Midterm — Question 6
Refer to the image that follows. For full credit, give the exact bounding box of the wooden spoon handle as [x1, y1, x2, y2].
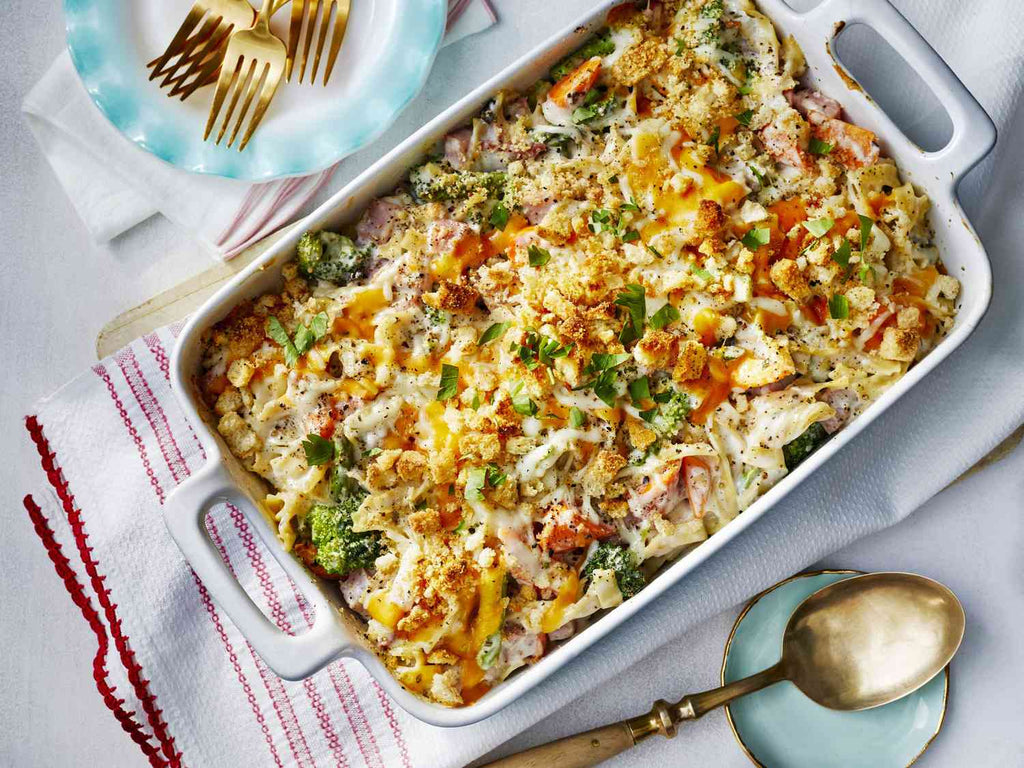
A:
[481, 722, 635, 768]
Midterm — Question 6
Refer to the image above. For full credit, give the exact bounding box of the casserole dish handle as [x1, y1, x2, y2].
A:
[816, 0, 997, 178]
[165, 461, 348, 680]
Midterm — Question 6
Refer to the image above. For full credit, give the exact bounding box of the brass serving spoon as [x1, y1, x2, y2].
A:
[484, 572, 965, 768]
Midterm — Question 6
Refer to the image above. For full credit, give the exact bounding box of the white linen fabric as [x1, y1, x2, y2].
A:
[21, 1, 1024, 767]
[21, 0, 495, 260]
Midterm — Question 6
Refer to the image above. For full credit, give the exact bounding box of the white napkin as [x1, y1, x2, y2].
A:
[21, 1, 1024, 766]
[21, 0, 496, 260]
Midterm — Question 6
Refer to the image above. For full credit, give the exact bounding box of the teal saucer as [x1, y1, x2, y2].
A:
[723, 571, 948, 768]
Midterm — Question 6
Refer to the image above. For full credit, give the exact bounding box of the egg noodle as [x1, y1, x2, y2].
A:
[199, 0, 960, 706]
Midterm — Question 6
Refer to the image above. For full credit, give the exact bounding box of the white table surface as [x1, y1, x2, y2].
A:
[1, 1, 1021, 766]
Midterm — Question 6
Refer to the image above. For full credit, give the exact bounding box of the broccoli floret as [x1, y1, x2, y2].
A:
[581, 541, 645, 599]
[648, 389, 692, 438]
[409, 162, 507, 203]
[306, 476, 381, 576]
[550, 31, 616, 81]
[782, 422, 830, 471]
[295, 231, 370, 285]
[700, 0, 725, 20]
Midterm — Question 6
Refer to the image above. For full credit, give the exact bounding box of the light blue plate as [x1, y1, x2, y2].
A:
[64, 0, 446, 181]
[724, 571, 948, 768]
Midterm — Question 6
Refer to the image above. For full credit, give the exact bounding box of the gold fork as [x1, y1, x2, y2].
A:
[148, 0, 292, 102]
[204, 0, 287, 151]
[286, 0, 351, 85]
[148, 0, 258, 102]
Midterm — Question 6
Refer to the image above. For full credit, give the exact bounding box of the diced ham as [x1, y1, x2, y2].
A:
[745, 372, 799, 397]
[521, 201, 554, 225]
[356, 198, 403, 244]
[817, 388, 859, 434]
[478, 122, 546, 171]
[487, 623, 545, 683]
[428, 219, 475, 254]
[786, 88, 842, 120]
[443, 127, 475, 170]
[538, 503, 616, 553]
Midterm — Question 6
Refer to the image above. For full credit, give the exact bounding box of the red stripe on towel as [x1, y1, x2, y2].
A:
[24, 418, 181, 767]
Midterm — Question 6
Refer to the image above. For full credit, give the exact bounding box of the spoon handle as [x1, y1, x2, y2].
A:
[479, 664, 786, 768]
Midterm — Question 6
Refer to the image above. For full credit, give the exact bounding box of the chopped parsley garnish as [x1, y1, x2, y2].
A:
[585, 353, 631, 374]
[859, 263, 875, 283]
[629, 376, 651, 405]
[707, 125, 721, 156]
[478, 322, 509, 346]
[591, 369, 620, 407]
[621, 198, 640, 213]
[471, 392, 481, 410]
[569, 406, 586, 428]
[828, 293, 850, 319]
[465, 467, 487, 501]
[649, 303, 680, 330]
[302, 433, 336, 466]
[576, 353, 630, 407]
[831, 239, 852, 270]
[436, 364, 460, 401]
[485, 463, 507, 487]
[741, 227, 771, 251]
[268, 312, 329, 367]
[515, 330, 572, 370]
[858, 214, 873, 251]
[735, 109, 754, 127]
[809, 137, 834, 155]
[674, 38, 687, 56]
[803, 217, 834, 238]
[510, 382, 538, 416]
[647, 245, 664, 259]
[489, 201, 510, 230]
[621, 229, 640, 243]
[614, 283, 646, 346]
[528, 245, 552, 267]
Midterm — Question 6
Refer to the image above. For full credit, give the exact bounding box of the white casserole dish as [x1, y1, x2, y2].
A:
[165, 0, 995, 728]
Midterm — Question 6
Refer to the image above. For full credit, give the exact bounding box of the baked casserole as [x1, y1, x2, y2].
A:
[198, 0, 961, 707]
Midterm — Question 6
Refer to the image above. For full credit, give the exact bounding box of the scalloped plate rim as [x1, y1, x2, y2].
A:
[63, 0, 447, 181]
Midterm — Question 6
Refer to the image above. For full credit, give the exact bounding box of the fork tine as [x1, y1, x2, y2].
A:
[286, 0, 306, 81]
[238, 64, 283, 151]
[298, 0, 321, 84]
[227, 62, 265, 148]
[217, 58, 256, 145]
[150, 4, 207, 81]
[158, 14, 221, 88]
[321, 0, 350, 86]
[173, 42, 229, 101]
[309, 1, 332, 84]
[165, 22, 233, 97]
[204, 54, 242, 141]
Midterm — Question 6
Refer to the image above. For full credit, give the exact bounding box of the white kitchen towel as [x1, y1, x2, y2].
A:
[21, 2, 1024, 768]
[21, 0, 496, 260]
